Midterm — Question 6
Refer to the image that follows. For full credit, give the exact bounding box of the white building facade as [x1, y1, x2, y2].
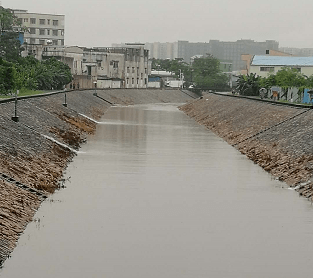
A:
[250, 56, 313, 78]
[13, 9, 65, 46]
[41, 46, 150, 89]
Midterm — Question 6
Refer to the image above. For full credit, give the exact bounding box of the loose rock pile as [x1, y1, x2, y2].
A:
[179, 93, 313, 198]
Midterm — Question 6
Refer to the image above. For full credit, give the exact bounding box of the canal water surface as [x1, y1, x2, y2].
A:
[1, 103, 313, 278]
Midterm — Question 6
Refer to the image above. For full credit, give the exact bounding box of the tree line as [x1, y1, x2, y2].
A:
[236, 67, 313, 101]
[0, 6, 72, 95]
[151, 55, 230, 92]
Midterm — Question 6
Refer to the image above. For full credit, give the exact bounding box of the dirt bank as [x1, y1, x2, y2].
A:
[0, 89, 195, 267]
[179, 93, 313, 198]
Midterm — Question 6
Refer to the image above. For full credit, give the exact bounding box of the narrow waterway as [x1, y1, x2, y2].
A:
[1, 103, 313, 278]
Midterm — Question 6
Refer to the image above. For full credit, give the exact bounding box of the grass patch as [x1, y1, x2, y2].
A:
[0, 89, 50, 99]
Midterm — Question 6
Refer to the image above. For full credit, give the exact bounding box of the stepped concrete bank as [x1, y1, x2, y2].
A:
[180, 93, 313, 197]
[0, 89, 196, 267]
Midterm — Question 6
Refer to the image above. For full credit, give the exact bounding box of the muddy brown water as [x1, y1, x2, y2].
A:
[1, 103, 313, 278]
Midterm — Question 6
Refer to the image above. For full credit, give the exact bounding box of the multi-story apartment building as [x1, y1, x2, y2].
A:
[42, 45, 149, 89]
[176, 39, 279, 71]
[279, 47, 313, 57]
[13, 9, 65, 46]
[128, 40, 279, 71]
[144, 42, 177, 60]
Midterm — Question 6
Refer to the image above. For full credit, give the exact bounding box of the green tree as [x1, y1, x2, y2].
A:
[236, 73, 261, 96]
[275, 67, 306, 100]
[192, 55, 229, 91]
[150, 58, 191, 87]
[0, 6, 24, 61]
[259, 74, 276, 90]
[0, 57, 16, 94]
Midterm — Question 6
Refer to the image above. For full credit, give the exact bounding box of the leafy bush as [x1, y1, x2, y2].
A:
[1, 56, 72, 95]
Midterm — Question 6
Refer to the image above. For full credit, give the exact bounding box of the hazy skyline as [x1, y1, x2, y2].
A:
[6, 0, 313, 49]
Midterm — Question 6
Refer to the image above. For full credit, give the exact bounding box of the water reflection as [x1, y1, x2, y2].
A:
[1, 103, 313, 278]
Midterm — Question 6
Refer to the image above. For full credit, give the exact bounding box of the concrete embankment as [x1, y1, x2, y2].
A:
[179, 93, 313, 198]
[0, 88, 196, 267]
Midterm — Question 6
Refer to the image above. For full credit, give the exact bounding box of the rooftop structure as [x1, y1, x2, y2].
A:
[251, 55, 313, 66]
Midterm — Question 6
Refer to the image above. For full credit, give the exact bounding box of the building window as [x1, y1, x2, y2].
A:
[30, 38, 36, 44]
[24, 18, 28, 22]
[132, 78, 134, 84]
[47, 19, 50, 25]
[39, 39, 45, 45]
[61, 30, 64, 36]
[29, 28, 36, 34]
[260, 67, 274, 72]
[53, 40, 58, 45]
[30, 18, 36, 24]
[52, 30, 58, 36]
[145, 68, 147, 74]
[110, 61, 118, 68]
[127, 78, 129, 84]
[60, 39, 64, 46]
[137, 78, 139, 84]
[39, 19, 45, 25]
[132, 67, 135, 73]
[39, 29, 45, 35]
[53, 20, 58, 26]
[47, 29, 50, 35]
[141, 73, 143, 78]
[127, 67, 130, 73]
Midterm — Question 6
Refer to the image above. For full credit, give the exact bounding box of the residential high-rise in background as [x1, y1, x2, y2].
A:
[13, 9, 65, 46]
[115, 40, 280, 71]
[278, 47, 313, 57]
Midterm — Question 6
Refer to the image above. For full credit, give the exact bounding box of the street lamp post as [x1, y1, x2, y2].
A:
[179, 69, 183, 90]
[93, 81, 97, 96]
[11, 90, 19, 122]
[62, 88, 67, 107]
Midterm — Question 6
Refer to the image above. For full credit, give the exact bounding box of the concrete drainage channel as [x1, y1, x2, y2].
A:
[179, 92, 313, 196]
[0, 89, 110, 269]
[0, 89, 197, 269]
[0, 239, 10, 267]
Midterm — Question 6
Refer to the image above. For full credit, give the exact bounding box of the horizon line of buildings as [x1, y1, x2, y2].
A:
[10, 7, 313, 90]
[114, 41, 313, 72]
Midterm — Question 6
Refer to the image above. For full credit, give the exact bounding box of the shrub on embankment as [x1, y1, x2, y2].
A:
[0, 56, 72, 95]
[179, 94, 313, 197]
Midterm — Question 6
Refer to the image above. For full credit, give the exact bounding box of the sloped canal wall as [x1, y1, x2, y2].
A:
[180, 93, 313, 198]
[0, 88, 196, 267]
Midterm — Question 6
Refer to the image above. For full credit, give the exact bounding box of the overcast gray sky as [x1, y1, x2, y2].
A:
[6, 0, 313, 48]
